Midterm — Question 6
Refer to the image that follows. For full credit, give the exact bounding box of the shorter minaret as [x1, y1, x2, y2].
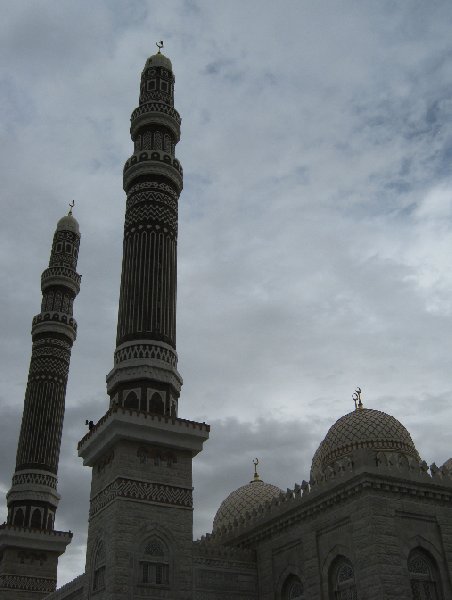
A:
[0, 207, 81, 599]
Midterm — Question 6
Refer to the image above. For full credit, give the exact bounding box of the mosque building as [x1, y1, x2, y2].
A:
[1, 48, 452, 600]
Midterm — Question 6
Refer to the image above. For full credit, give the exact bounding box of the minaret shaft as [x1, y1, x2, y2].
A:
[7, 219, 80, 530]
[116, 204, 177, 346]
[16, 366, 67, 473]
[0, 213, 80, 598]
[107, 52, 183, 414]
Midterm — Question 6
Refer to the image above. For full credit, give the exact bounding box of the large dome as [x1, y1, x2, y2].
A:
[213, 479, 282, 533]
[311, 408, 420, 473]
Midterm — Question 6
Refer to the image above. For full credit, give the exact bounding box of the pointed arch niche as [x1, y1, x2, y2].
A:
[282, 574, 305, 599]
[123, 390, 140, 410]
[13, 507, 25, 527]
[30, 507, 43, 529]
[329, 556, 358, 600]
[138, 536, 170, 588]
[408, 548, 442, 600]
[92, 540, 106, 593]
[149, 392, 164, 415]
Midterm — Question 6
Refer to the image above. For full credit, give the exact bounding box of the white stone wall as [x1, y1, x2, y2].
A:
[250, 478, 452, 599]
[84, 438, 195, 600]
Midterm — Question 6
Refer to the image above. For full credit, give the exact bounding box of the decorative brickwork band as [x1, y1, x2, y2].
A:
[90, 477, 193, 517]
[131, 101, 181, 125]
[12, 472, 58, 489]
[114, 342, 178, 367]
[0, 574, 56, 593]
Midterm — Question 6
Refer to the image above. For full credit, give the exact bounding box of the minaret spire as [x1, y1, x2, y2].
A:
[0, 209, 81, 597]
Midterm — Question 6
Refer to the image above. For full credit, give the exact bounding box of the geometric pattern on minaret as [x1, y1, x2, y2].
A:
[6, 208, 81, 532]
[0, 209, 80, 599]
[106, 47, 183, 418]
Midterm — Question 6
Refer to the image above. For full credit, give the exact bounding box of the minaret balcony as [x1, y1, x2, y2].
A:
[106, 342, 183, 397]
[78, 405, 210, 466]
[123, 150, 183, 193]
[6, 486, 61, 512]
[41, 266, 81, 295]
[32, 312, 77, 342]
[0, 523, 72, 554]
[130, 102, 181, 141]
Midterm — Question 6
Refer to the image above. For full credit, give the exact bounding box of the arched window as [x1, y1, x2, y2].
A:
[140, 538, 169, 586]
[154, 131, 162, 150]
[93, 542, 106, 592]
[149, 392, 164, 415]
[408, 549, 440, 599]
[124, 391, 139, 410]
[282, 574, 305, 599]
[143, 130, 152, 150]
[329, 556, 358, 600]
[13, 508, 24, 527]
[30, 508, 42, 529]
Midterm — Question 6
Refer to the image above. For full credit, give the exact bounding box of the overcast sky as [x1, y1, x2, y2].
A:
[2, 0, 452, 587]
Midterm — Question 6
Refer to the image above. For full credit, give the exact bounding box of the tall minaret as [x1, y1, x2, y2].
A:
[79, 47, 209, 600]
[0, 208, 81, 599]
[107, 43, 183, 417]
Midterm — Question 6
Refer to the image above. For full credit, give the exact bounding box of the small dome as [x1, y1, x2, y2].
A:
[57, 212, 80, 235]
[143, 51, 172, 72]
[213, 479, 282, 533]
[312, 408, 420, 473]
[442, 458, 452, 473]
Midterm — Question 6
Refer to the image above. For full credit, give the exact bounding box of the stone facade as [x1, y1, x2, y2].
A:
[185, 463, 451, 599]
[197, 420, 452, 599]
[46, 448, 452, 599]
[78, 412, 208, 599]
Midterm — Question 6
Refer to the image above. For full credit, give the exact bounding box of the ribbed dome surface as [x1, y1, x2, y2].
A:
[144, 52, 172, 72]
[57, 213, 80, 234]
[312, 408, 420, 472]
[213, 479, 282, 533]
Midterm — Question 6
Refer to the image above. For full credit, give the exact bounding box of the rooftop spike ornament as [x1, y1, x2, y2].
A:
[353, 387, 363, 410]
[252, 458, 261, 482]
[156, 40, 164, 53]
[68, 199, 75, 215]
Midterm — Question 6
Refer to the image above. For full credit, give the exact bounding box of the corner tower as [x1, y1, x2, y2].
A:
[0, 208, 81, 599]
[78, 48, 209, 600]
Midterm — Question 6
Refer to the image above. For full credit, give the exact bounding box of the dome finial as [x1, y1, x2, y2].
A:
[68, 200, 75, 216]
[156, 40, 164, 54]
[353, 387, 363, 410]
[252, 457, 260, 482]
